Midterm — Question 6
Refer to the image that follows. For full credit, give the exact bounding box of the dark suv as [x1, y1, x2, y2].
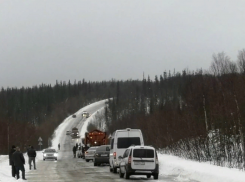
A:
[118, 145, 159, 179]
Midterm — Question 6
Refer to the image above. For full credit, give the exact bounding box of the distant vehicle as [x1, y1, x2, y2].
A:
[66, 131, 71, 135]
[43, 149, 58, 161]
[82, 129, 108, 147]
[94, 145, 110, 166]
[109, 128, 144, 173]
[82, 111, 90, 118]
[118, 145, 159, 180]
[71, 127, 79, 138]
[72, 114, 76, 118]
[85, 146, 99, 162]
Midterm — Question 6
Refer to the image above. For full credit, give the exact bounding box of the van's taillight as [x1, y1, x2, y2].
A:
[156, 154, 159, 164]
[113, 152, 116, 159]
[128, 156, 131, 164]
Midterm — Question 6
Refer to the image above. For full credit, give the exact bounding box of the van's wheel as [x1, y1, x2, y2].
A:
[119, 167, 124, 178]
[125, 167, 130, 179]
[94, 162, 97, 166]
[86, 159, 89, 162]
[147, 174, 151, 178]
[153, 173, 159, 180]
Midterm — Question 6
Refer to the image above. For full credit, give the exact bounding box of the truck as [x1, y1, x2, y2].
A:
[82, 129, 108, 147]
[71, 127, 80, 138]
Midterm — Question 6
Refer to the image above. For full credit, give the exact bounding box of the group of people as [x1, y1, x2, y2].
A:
[72, 143, 89, 158]
[9, 145, 37, 180]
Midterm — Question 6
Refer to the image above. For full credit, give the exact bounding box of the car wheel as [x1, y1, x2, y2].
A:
[147, 174, 151, 178]
[43, 158, 45, 161]
[119, 167, 124, 178]
[94, 162, 97, 166]
[55, 158, 57, 161]
[125, 167, 130, 179]
[153, 173, 159, 180]
[109, 165, 113, 172]
[86, 159, 89, 162]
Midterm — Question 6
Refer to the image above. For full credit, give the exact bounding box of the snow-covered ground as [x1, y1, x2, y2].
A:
[1, 100, 245, 182]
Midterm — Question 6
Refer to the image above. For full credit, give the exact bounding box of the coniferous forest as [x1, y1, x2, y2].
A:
[1, 50, 245, 169]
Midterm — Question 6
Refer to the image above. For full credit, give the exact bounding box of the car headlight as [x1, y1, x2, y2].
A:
[54, 153, 58, 157]
[44, 154, 47, 157]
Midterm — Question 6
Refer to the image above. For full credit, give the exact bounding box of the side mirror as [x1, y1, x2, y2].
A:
[118, 156, 122, 160]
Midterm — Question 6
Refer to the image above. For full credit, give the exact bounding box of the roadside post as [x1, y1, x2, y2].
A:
[48, 137, 52, 147]
[38, 137, 43, 151]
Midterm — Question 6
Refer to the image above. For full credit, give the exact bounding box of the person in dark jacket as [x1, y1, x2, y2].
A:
[73, 145, 77, 158]
[9, 145, 16, 178]
[27, 146, 36, 170]
[13, 146, 27, 180]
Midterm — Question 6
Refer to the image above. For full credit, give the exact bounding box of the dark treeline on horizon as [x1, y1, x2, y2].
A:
[104, 50, 245, 169]
[0, 79, 117, 153]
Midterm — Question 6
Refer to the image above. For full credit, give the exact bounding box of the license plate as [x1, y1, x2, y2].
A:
[134, 162, 145, 165]
[101, 154, 108, 156]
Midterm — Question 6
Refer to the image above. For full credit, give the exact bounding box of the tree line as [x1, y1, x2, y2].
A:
[0, 80, 117, 154]
[104, 50, 245, 169]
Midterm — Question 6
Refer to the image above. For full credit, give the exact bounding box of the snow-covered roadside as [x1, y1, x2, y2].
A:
[1, 99, 245, 182]
[158, 154, 245, 182]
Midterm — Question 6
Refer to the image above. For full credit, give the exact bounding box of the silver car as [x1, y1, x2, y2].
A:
[84, 146, 99, 162]
[43, 149, 58, 161]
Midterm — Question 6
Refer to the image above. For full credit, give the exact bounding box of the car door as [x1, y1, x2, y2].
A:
[119, 149, 130, 172]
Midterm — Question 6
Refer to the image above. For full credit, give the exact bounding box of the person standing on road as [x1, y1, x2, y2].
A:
[58, 143, 60, 150]
[9, 145, 16, 178]
[27, 146, 36, 170]
[73, 145, 77, 158]
[13, 146, 27, 180]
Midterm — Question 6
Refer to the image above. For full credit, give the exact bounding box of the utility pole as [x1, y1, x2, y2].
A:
[8, 124, 9, 153]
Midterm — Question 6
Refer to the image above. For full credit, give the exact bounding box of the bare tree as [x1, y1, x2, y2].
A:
[237, 49, 245, 74]
[210, 52, 237, 75]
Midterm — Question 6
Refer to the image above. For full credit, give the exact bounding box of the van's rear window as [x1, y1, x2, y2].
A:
[117, 137, 140, 148]
[133, 149, 154, 158]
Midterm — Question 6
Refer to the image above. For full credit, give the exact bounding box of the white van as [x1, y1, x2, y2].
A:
[109, 128, 144, 173]
[118, 145, 159, 179]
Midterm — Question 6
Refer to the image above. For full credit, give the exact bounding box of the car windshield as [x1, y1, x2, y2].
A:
[44, 149, 56, 153]
[133, 149, 154, 158]
[88, 147, 98, 151]
[97, 145, 110, 151]
[117, 137, 141, 148]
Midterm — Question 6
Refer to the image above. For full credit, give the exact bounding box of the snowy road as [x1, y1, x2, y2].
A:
[23, 100, 198, 182]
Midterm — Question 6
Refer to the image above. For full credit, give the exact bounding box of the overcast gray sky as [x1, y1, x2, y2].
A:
[1, 0, 245, 88]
